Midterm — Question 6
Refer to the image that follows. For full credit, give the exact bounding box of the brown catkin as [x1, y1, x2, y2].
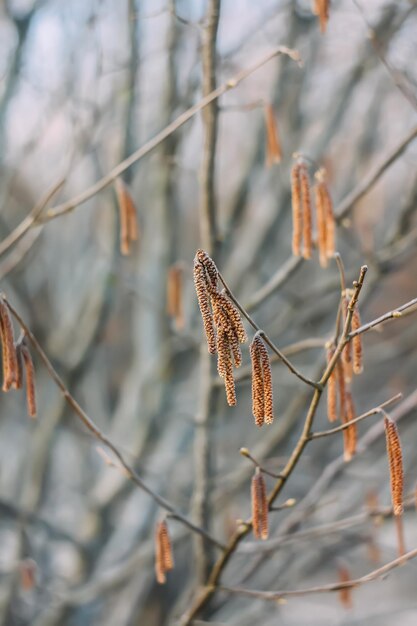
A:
[264, 103, 282, 167]
[167, 264, 184, 330]
[384, 416, 404, 516]
[251, 468, 268, 540]
[21, 345, 36, 418]
[0, 300, 18, 391]
[193, 260, 216, 354]
[195, 249, 218, 293]
[336, 356, 346, 423]
[300, 164, 312, 260]
[342, 296, 353, 383]
[258, 338, 274, 425]
[224, 369, 237, 406]
[352, 307, 363, 375]
[291, 162, 302, 257]
[250, 337, 264, 426]
[315, 181, 328, 268]
[14, 343, 23, 390]
[337, 564, 353, 609]
[115, 178, 138, 255]
[155, 520, 174, 584]
[326, 346, 337, 423]
[343, 391, 357, 462]
[323, 181, 335, 258]
[316, 0, 329, 33]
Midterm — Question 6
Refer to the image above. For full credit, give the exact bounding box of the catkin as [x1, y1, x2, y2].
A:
[251, 468, 268, 540]
[0, 300, 18, 391]
[336, 356, 346, 423]
[115, 178, 138, 256]
[316, 0, 329, 33]
[314, 181, 328, 268]
[291, 162, 302, 257]
[249, 335, 274, 426]
[326, 346, 337, 423]
[342, 297, 353, 383]
[337, 564, 353, 609]
[384, 416, 404, 516]
[264, 103, 282, 166]
[352, 307, 363, 375]
[195, 249, 218, 294]
[167, 264, 184, 330]
[21, 345, 37, 418]
[343, 391, 357, 462]
[300, 164, 312, 260]
[155, 519, 174, 584]
[193, 259, 216, 354]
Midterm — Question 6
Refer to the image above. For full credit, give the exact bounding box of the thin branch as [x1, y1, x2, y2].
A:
[349, 297, 417, 339]
[3, 297, 226, 552]
[218, 547, 417, 600]
[217, 271, 320, 390]
[309, 393, 402, 440]
[39, 46, 300, 223]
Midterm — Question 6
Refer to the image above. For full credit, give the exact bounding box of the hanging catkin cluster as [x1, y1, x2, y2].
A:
[193, 249, 247, 405]
[0, 298, 36, 418]
[249, 333, 274, 426]
[154, 519, 174, 584]
[384, 416, 404, 516]
[251, 467, 269, 540]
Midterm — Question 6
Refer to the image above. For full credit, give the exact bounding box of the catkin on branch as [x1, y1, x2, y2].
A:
[115, 178, 139, 256]
[336, 356, 346, 423]
[251, 468, 268, 540]
[155, 519, 174, 584]
[314, 180, 328, 268]
[167, 264, 184, 330]
[315, 0, 329, 33]
[193, 258, 216, 354]
[300, 164, 312, 260]
[250, 337, 264, 426]
[291, 162, 302, 257]
[0, 300, 18, 391]
[264, 103, 282, 167]
[337, 564, 353, 609]
[384, 416, 404, 516]
[195, 249, 218, 293]
[352, 306, 363, 375]
[21, 344, 37, 418]
[343, 391, 357, 462]
[258, 338, 274, 425]
[326, 345, 337, 423]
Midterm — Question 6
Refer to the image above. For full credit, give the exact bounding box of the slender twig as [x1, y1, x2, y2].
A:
[239, 448, 285, 480]
[309, 393, 402, 440]
[217, 271, 320, 390]
[39, 46, 300, 223]
[349, 297, 417, 339]
[3, 297, 226, 552]
[218, 546, 417, 600]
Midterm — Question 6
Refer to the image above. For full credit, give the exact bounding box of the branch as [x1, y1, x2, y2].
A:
[349, 297, 417, 339]
[3, 297, 226, 552]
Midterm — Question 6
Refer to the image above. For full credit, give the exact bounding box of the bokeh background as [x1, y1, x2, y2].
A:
[0, 0, 417, 624]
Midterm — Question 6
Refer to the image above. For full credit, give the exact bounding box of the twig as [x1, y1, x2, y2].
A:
[349, 297, 417, 339]
[309, 393, 402, 440]
[40, 46, 300, 223]
[3, 297, 226, 552]
[218, 547, 417, 600]
[217, 271, 320, 390]
[239, 448, 285, 480]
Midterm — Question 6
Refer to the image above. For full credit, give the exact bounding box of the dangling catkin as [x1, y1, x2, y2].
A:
[155, 519, 174, 584]
[251, 468, 268, 540]
[326, 345, 337, 423]
[258, 339, 274, 425]
[352, 306, 363, 375]
[342, 296, 353, 383]
[337, 564, 353, 609]
[384, 416, 404, 516]
[314, 179, 328, 268]
[115, 178, 139, 256]
[336, 356, 346, 423]
[193, 258, 216, 354]
[167, 264, 184, 330]
[316, 0, 329, 33]
[0, 300, 18, 391]
[195, 249, 218, 294]
[343, 391, 357, 462]
[21, 344, 37, 418]
[250, 337, 264, 426]
[300, 164, 312, 260]
[291, 161, 302, 257]
[264, 103, 282, 167]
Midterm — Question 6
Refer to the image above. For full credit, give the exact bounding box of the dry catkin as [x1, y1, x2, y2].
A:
[352, 307, 363, 375]
[343, 391, 357, 462]
[316, 0, 329, 33]
[195, 249, 218, 294]
[251, 468, 268, 540]
[258, 338, 274, 425]
[336, 356, 346, 422]
[264, 103, 282, 167]
[21, 345, 37, 418]
[326, 346, 338, 423]
[384, 416, 404, 516]
[115, 178, 138, 256]
[314, 181, 328, 268]
[342, 297, 353, 383]
[167, 264, 184, 330]
[155, 519, 174, 584]
[250, 337, 264, 426]
[193, 259, 216, 354]
[291, 162, 302, 257]
[0, 300, 18, 391]
[337, 564, 353, 609]
[300, 164, 312, 260]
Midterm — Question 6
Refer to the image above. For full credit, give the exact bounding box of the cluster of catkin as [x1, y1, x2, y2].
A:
[0, 298, 36, 418]
[193, 249, 247, 406]
[249, 333, 274, 426]
[114, 178, 139, 256]
[154, 519, 174, 584]
[291, 161, 335, 267]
